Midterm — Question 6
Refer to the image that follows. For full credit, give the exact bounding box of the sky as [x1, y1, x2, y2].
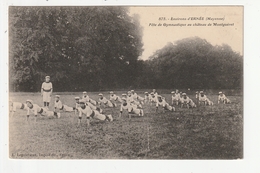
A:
[129, 6, 243, 60]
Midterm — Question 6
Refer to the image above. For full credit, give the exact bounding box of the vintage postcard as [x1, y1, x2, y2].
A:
[8, 6, 243, 160]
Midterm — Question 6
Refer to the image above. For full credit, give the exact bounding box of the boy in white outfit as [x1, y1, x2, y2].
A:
[41, 76, 53, 109]
[77, 100, 113, 126]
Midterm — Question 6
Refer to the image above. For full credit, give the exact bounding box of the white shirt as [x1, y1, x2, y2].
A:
[27, 104, 43, 115]
[11, 102, 27, 111]
[41, 82, 53, 92]
[82, 95, 90, 102]
[137, 95, 144, 100]
[180, 96, 191, 104]
[85, 102, 97, 110]
[199, 95, 207, 101]
[218, 94, 227, 101]
[54, 100, 63, 110]
[75, 102, 80, 110]
[127, 95, 134, 103]
[78, 105, 94, 118]
[99, 97, 110, 104]
[132, 93, 138, 100]
[150, 95, 158, 102]
[110, 94, 122, 102]
[172, 94, 180, 100]
[120, 102, 136, 113]
[156, 99, 167, 107]
[144, 94, 150, 100]
[153, 92, 158, 98]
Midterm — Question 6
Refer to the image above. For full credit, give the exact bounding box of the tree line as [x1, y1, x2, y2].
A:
[139, 37, 243, 89]
[9, 7, 242, 92]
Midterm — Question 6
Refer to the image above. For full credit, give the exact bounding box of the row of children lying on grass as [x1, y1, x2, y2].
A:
[9, 90, 231, 125]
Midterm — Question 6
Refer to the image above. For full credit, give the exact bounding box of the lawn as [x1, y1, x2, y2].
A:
[9, 90, 243, 159]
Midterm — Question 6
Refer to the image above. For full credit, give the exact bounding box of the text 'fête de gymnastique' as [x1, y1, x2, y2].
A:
[149, 17, 235, 27]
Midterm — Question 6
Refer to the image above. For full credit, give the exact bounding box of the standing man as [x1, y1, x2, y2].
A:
[41, 76, 53, 109]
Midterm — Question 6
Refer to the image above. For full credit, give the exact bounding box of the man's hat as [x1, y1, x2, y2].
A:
[75, 97, 80, 100]
[182, 93, 187, 96]
[98, 93, 103, 96]
[45, 76, 50, 79]
[83, 91, 87, 94]
[55, 95, 60, 98]
[171, 91, 175, 94]
[219, 91, 223, 94]
[122, 93, 126, 96]
[131, 90, 134, 92]
[110, 91, 114, 94]
[144, 92, 148, 94]
[26, 99, 33, 104]
[127, 91, 131, 94]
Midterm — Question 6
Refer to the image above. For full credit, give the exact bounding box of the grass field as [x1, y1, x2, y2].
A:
[9, 90, 243, 159]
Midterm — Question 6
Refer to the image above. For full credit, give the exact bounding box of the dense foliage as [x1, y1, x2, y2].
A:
[140, 37, 243, 89]
[9, 7, 242, 91]
[9, 7, 143, 91]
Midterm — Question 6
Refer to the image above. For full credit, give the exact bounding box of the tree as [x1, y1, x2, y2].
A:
[143, 37, 243, 89]
[9, 7, 144, 91]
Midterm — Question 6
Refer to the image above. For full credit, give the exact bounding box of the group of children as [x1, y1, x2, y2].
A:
[10, 77, 231, 126]
[169, 90, 231, 108]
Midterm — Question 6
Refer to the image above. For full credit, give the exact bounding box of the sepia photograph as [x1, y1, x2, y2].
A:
[8, 6, 243, 159]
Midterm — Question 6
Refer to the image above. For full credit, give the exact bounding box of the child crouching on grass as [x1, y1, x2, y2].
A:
[119, 97, 144, 119]
[25, 100, 60, 122]
[218, 91, 231, 104]
[54, 95, 76, 112]
[77, 100, 113, 126]
[9, 99, 28, 117]
[156, 95, 175, 113]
